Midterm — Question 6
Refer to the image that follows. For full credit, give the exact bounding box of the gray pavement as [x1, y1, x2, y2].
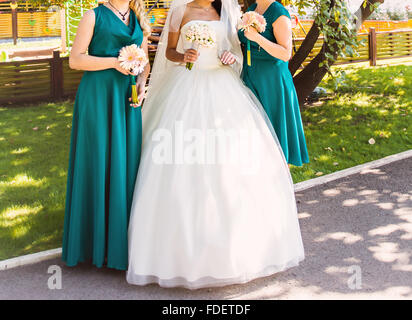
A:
[1, 157, 411, 299]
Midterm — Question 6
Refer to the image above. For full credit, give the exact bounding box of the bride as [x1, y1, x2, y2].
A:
[126, 0, 304, 289]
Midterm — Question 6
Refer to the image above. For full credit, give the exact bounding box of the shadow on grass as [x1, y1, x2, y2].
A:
[0, 101, 72, 260]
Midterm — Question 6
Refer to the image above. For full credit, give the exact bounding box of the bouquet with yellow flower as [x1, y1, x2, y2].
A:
[238, 12, 267, 66]
[184, 23, 216, 70]
[118, 44, 149, 105]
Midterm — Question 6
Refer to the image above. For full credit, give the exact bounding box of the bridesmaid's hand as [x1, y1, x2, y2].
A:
[244, 27, 260, 43]
[129, 81, 146, 108]
[113, 59, 134, 76]
[220, 51, 237, 65]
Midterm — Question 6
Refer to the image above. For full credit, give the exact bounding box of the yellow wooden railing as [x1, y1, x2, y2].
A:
[0, 14, 12, 38]
[1, 0, 411, 40]
[17, 11, 61, 37]
[292, 19, 412, 38]
[292, 33, 371, 67]
[0, 1, 61, 39]
[1, 29, 411, 106]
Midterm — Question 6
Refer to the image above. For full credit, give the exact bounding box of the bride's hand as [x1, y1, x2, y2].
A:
[244, 27, 260, 43]
[220, 51, 237, 65]
[183, 49, 199, 63]
[137, 81, 146, 106]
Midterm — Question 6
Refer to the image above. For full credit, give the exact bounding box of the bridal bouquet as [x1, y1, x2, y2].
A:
[118, 44, 149, 105]
[184, 23, 216, 70]
[238, 11, 267, 66]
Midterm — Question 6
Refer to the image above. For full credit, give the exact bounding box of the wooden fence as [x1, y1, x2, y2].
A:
[0, 50, 153, 105]
[291, 28, 412, 67]
[0, 1, 62, 44]
[1, 29, 411, 106]
[292, 19, 412, 38]
[0, 51, 77, 104]
[1, 0, 411, 43]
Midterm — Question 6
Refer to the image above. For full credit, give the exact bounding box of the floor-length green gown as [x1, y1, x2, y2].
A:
[62, 5, 143, 270]
[238, 1, 309, 166]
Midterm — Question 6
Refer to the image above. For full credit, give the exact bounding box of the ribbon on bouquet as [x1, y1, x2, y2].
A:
[246, 40, 251, 67]
[131, 75, 139, 106]
[238, 11, 267, 67]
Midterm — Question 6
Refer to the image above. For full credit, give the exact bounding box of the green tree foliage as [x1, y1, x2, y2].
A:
[243, 0, 385, 104]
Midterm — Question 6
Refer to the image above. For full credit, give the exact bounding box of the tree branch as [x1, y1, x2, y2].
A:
[289, 21, 321, 76]
[293, 0, 385, 105]
[289, 0, 337, 76]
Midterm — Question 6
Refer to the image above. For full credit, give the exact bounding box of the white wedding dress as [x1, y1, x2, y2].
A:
[126, 20, 304, 289]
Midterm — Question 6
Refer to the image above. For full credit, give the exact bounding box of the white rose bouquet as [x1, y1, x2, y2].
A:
[184, 23, 217, 70]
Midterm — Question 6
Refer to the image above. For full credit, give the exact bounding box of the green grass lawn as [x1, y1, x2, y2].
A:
[0, 60, 411, 260]
[291, 59, 412, 181]
[0, 102, 72, 260]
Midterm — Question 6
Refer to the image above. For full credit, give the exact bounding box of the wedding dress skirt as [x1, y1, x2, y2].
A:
[126, 20, 304, 289]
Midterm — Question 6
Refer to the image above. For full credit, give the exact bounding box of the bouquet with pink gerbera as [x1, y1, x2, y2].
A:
[118, 44, 149, 105]
[238, 11, 267, 66]
[184, 23, 216, 70]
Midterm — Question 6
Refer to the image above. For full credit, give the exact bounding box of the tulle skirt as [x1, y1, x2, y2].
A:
[126, 64, 304, 289]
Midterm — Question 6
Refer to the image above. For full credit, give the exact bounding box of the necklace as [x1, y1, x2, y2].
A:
[108, 1, 130, 21]
[192, 3, 213, 11]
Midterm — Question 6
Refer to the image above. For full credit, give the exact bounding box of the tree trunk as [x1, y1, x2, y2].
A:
[293, 42, 337, 104]
[289, 0, 338, 76]
[293, 0, 385, 105]
[288, 21, 321, 76]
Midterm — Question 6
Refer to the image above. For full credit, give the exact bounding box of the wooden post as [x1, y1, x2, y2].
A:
[60, 8, 67, 53]
[369, 27, 377, 66]
[388, 32, 394, 59]
[50, 50, 63, 99]
[11, 0, 18, 45]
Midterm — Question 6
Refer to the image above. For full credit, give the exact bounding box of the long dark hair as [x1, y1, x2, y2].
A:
[212, 0, 222, 16]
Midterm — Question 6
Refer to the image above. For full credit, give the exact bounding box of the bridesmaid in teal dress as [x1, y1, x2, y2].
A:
[62, 0, 151, 270]
[238, 0, 309, 166]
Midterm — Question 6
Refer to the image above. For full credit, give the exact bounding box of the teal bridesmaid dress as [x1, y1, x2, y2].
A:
[62, 5, 143, 270]
[238, 1, 309, 166]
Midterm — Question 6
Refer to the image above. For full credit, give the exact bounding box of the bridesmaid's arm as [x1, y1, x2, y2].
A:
[138, 37, 150, 83]
[69, 10, 132, 75]
[135, 36, 150, 104]
[244, 16, 292, 62]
